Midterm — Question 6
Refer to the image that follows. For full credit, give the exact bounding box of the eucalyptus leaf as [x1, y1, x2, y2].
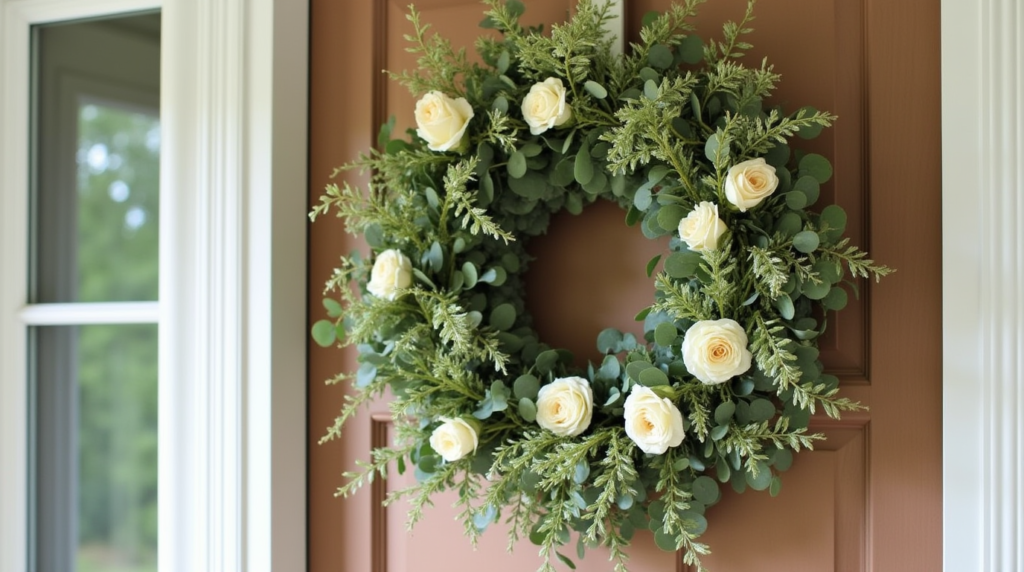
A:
[311, 319, 337, 347]
[583, 80, 607, 99]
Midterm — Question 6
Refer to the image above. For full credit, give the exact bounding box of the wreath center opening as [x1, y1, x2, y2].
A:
[524, 199, 670, 366]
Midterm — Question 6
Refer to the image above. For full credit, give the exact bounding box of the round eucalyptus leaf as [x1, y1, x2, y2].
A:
[508, 150, 527, 178]
[311, 319, 337, 347]
[792, 230, 820, 253]
[822, 286, 849, 310]
[648, 43, 674, 69]
[489, 303, 517, 331]
[748, 398, 776, 422]
[654, 322, 677, 347]
[692, 476, 719, 504]
[639, 366, 669, 387]
[798, 153, 833, 183]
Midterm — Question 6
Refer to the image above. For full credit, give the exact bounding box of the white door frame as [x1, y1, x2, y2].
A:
[941, 0, 1023, 570]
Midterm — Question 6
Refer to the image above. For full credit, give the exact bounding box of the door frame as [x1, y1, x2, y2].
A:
[940, 0, 1022, 570]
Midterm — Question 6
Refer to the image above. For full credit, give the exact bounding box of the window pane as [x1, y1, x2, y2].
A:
[33, 324, 158, 572]
[34, 14, 160, 303]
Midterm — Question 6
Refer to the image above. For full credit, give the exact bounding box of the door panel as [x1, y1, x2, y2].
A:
[308, 0, 941, 570]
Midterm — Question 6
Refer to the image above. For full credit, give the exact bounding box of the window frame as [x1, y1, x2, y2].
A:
[0, 0, 308, 570]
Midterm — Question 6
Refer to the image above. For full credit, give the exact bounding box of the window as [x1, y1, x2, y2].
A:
[29, 13, 161, 571]
[1, 1, 307, 570]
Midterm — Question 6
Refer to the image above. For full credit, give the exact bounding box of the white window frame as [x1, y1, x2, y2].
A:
[0, 0, 308, 571]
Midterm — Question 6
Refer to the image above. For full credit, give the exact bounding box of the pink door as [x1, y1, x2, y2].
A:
[308, 0, 942, 570]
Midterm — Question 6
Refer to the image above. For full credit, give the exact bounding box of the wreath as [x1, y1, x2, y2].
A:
[311, 1, 891, 570]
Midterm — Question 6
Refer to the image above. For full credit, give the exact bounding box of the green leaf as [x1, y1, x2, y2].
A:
[574, 141, 594, 185]
[714, 401, 736, 425]
[822, 286, 849, 310]
[555, 553, 577, 570]
[798, 153, 833, 183]
[648, 43, 674, 69]
[785, 191, 807, 210]
[644, 79, 660, 100]
[775, 212, 802, 237]
[796, 106, 824, 139]
[518, 397, 537, 422]
[425, 241, 443, 272]
[678, 34, 703, 64]
[704, 133, 721, 163]
[355, 362, 377, 388]
[692, 476, 719, 504]
[657, 204, 687, 232]
[820, 204, 848, 236]
[535, 349, 560, 374]
[583, 80, 607, 99]
[793, 175, 821, 206]
[462, 261, 479, 288]
[311, 319, 336, 347]
[639, 366, 669, 387]
[801, 279, 830, 300]
[625, 361, 653, 382]
[514, 374, 540, 400]
[653, 527, 680, 552]
[746, 461, 773, 491]
[793, 230, 820, 253]
[654, 322, 677, 347]
[633, 187, 653, 211]
[489, 303, 516, 331]
[679, 510, 708, 535]
[664, 251, 701, 278]
[597, 328, 623, 354]
[625, 205, 643, 226]
[773, 448, 794, 471]
[597, 355, 621, 380]
[769, 476, 783, 497]
[322, 298, 343, 318]
[748, 398, 776, 422]
[508, 151, 527, 178]
[646, 254, 662, 277]
[774, 293, 795, 320]
[496, 50, 510, 74]
[710, 424, 729, 441]
[377, 115, 395, 147]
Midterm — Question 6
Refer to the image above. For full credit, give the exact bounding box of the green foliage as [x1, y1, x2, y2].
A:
[312, 1, 892, 570]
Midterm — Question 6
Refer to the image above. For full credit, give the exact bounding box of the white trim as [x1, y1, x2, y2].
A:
[160, 0, 307, 570]
[18, 302, 160, 324]
[942, 0, 1024, 570]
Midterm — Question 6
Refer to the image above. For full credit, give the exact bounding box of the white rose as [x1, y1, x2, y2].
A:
[535, 376, 593, 437]
[623, 385, 685, 455]
[682, 319, 753, 385]
[521, 78, 573, 135]
[724, 157, 779, 212]
[429, 417, 479, 462]
[366, 249, 412, 300]
[414, 91, 474, 152]
[678, 201, 727, 251]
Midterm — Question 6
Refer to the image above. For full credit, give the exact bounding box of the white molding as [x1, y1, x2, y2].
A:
[18, 302, 160, 324]
[160, 0, 307, 571]
[942, 0, 1023, 570]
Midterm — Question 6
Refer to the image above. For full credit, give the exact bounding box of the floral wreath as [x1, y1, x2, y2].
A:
[311, 1, 891, 570]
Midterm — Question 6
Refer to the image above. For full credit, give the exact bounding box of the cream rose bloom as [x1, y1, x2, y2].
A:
[535, 376, 593, 437]
[521, 78, 573, 135]
[429, 417, 479, 462]
[366, 249, 412, 300]
[623, 385, 685, 455]
[724, 158, 779, 212]
[414, 91, 474, 152]
[682, 319, 753, 385]
[678, 201, 727, 251]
